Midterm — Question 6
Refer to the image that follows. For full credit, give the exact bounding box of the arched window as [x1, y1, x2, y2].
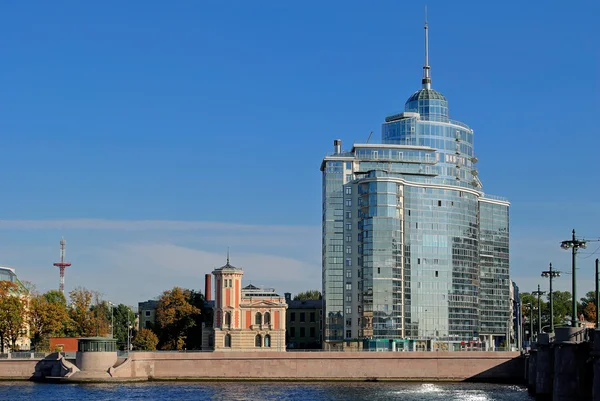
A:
[264, 312, 271, 325]
[255, 312, 262, 325]
[224, 334, 231, 348]
[225, 312, 231, 326]
[255, 334, 262, 347]
[264, 334, 271, 348]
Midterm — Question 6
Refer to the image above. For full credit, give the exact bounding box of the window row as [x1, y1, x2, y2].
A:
[223, 311, 271, 327]
[223, 333, 272, 348]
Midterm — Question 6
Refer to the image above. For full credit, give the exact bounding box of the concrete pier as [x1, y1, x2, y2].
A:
[535, 333, 553, 400]
[591, 330, 600, 401]
[553, 327, 592, 401]
[527, 347, 537, 394]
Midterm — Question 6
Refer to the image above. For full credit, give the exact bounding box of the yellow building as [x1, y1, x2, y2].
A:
[203, 258, 287, 351]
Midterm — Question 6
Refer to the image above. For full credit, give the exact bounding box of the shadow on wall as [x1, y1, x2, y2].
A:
[32, 353, 79, 381]
[464, 356, 526, 384]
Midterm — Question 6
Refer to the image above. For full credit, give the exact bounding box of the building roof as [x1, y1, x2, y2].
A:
[0, 266, 28, 294]
[243, 284, 260, 290]
[405, 88, 447, 103]
[287, 299, 323, 309]
[242, 284, 281, 298]
[213, 254, 243, 273]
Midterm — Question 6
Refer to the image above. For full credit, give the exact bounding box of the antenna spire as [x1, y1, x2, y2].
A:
[422, 6, 432, 89]
[227, 247, 230, 264]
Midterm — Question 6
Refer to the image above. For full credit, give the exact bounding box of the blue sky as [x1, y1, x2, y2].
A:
[0, 0, 598, 306]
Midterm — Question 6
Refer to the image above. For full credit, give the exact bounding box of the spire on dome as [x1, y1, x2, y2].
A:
[422, 6, 432, 89]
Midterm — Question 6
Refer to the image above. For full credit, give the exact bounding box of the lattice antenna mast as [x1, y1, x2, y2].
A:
[53, 237, 72, 294]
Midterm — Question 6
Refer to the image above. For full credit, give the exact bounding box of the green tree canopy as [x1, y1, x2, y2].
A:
[293, 290, 322, 301]
[112, 304, 136, 349]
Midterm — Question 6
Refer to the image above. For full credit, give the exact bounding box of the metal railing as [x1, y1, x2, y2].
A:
[481, 193, 510, 202]
[0, 352, 50, 360]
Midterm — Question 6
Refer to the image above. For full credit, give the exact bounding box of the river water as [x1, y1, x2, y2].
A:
[1, 381, 531, 400]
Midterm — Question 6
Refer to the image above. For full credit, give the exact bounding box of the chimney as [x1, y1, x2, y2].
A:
[205, 274, 212, 301]
[333, 139, 342, 154]
[284, 292, 291, 303]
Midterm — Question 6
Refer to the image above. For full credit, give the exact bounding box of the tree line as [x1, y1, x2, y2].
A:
[0, 280, 319, 352]
[0, 282, 136, 352]
[519, 290, 598, 330]
[135, 287, 211, 351]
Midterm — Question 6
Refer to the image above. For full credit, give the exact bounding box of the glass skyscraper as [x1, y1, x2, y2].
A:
[320, 21, 509, 351]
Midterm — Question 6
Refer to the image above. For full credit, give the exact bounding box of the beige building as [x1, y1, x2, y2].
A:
[138, 300, 158, 331]
[202, 258, 287, 351]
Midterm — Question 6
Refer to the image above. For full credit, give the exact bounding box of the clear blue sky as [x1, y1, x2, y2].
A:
[0, 0, 598, 305]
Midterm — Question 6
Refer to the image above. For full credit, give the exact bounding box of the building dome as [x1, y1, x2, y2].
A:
[405, 88, 447, 104]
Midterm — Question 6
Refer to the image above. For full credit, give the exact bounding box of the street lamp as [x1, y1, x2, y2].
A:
[524, 303, 534, 345]
[108, 301, 114, 339]
[541, 263, 560, 332]
[127, 314, 132, 352]
[560, 229, 587, 327]
[532, 285, 546, 335]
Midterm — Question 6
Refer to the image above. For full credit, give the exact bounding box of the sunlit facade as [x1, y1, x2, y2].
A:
[320, 22, 509, 350]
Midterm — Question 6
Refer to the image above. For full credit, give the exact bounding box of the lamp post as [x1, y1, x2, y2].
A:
[524, 303, 534, 345]
[541, 263, 560, 333]
[127, 316, 132, 352]
[108, 302, 114, 339]
[560, 229, 587, 327]
[532, 285, 546, 336]
[596, 258, 600, 328]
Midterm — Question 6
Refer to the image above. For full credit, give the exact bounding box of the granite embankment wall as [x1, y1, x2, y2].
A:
[112, 351, 524, 382]
[0, 360, 37, 379]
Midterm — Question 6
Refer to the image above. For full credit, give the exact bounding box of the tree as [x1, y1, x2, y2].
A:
[580, 291, 597, 322]
[28, 290, 71, 351]
[132, 328, 159, 351]
[0, 282, 26, 352]
[185, 290, 208, 350]
[112, 304, 136, 349]
[549, 291, 573, 327]
[68, 287, 100, 337]
[584, 302, 597, 324]
[293, 290, 322, 301]
[155, 287, 201, 350]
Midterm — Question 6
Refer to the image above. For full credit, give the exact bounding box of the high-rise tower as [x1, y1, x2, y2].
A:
[53, 237, 72, 295]
[321, 17, 509, 351]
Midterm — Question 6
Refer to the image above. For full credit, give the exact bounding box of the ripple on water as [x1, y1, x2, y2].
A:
[0, 381, 532, 401]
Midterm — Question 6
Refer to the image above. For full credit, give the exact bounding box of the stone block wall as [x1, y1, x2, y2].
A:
[112, 351, 523, 382]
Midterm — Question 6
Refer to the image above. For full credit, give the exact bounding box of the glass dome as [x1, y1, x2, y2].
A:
[405, 88, 449, 122]
[405, 88, 447, 103]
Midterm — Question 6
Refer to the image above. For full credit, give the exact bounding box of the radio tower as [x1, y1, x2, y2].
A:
[53, 237, 72, 295]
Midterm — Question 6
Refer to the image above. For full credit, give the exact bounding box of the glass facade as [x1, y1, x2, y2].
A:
[321, 63, 509, 350]
[480, 201, 510, 339]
